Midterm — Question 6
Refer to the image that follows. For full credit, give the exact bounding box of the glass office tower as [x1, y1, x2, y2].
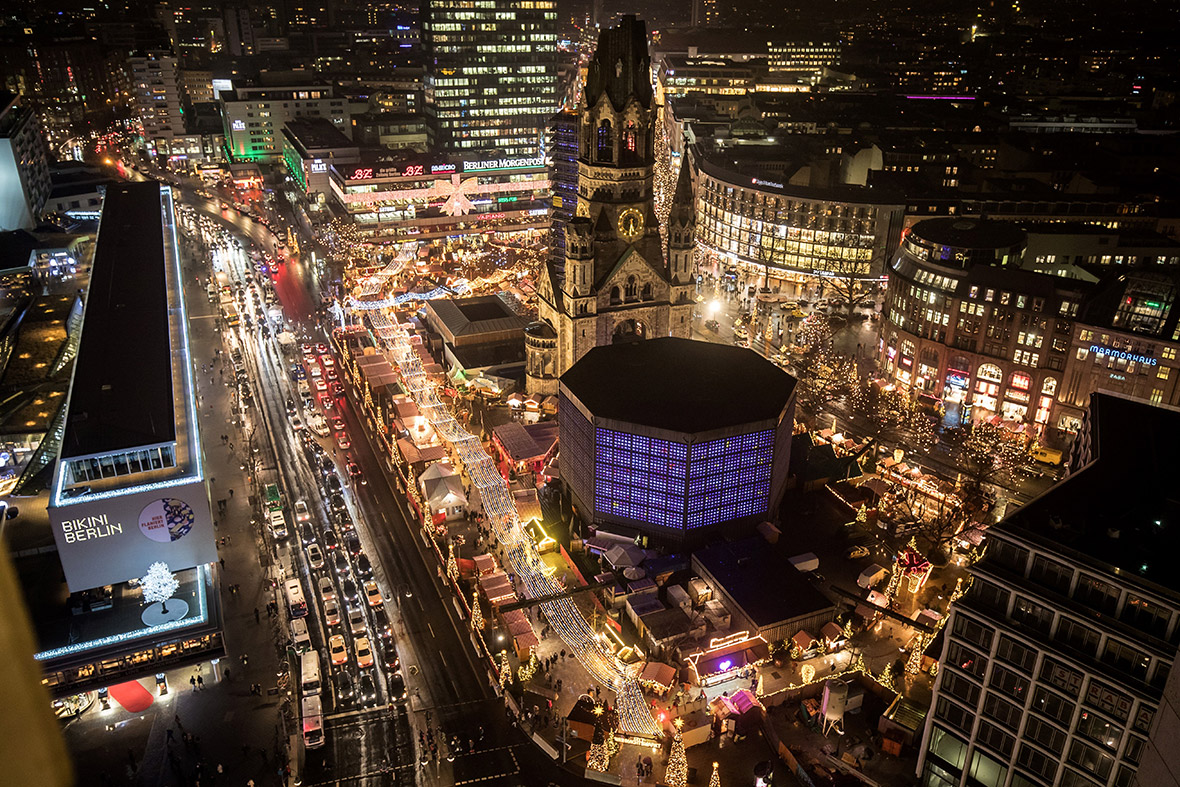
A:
[424, 0, 558, 156]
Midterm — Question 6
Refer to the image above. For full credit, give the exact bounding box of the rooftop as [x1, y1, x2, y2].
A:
[60, 182, 174, 459]
[910, 217, 1027, 250]
[561, 337, 795, 434]
[425, 295, 527, 338]
[694, 537, 835, 628]
[1000, 392, 1180, 595]
[282, 117, 354, 151]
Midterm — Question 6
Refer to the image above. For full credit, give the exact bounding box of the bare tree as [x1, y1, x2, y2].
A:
[951, 421, 1035, 496]
[826, 273, 874, 314]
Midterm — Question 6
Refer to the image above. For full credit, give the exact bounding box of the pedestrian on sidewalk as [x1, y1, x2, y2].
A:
[229, 488, 234, 498]
[166, 728, 175, 743]
[197, 675, 204, 690]
[224, 668, 231, 682]
[190, 675, 197, 691]
[219, 557, 225, 570]
[175, 714, 183, 730]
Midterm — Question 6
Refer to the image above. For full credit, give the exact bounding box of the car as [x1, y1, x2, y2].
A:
[301, 343, 314, 356]
[347, 602, 367, 634]
[323, 597, 342, 627]
[294, 500, 310, 522]
[300, 522, 316, 546]
[704, 318, 720, 332]
[341, 578, 359, 604]
[317, 576, 336, 602]
[329, 634, 348, 665]
[347, 461, 366, 485]
[308, 363, 322, 378]
[331, 417, 346, 432]
[318, 455, 335, 477]
[346, 534, 363, 557]
[383, 643, 400, 672]
[285, 397, 296, 416]
[322, 356, 335, 369]
[308, 415, 329, 436]
[845, 545, 871, 560]
[333, 510, 355, 533]
[314, 378, 328, 392]
[333, 550, 350, 576]
[388, 672, 408, 702]
[355, 554, 373, 580]
[354, 637, 374, 669]
[325, 474, 343, 494]
[332, 382, 345, 397]
[373, 606, 392, 638]
[329, 493, 347, 514]
[316, 342, 329, 355]
[290, 415, 304, 431]
[306, 543, 325, 570]
[357, 672, 377, 704]
[322, 529, 339, 552]
[292, 366, 306, 381]
[332, 670, 355, 705]
[364, 580, 383, 607]
[335, 432, 351, 450]
[319, 394, 335, 412]
[797, 299, 809, 308]
[268, 509, 288, 539]
[326, 369, 339, 381]
[733, 325, 748, 340]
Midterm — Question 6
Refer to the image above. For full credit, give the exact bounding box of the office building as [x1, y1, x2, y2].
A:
[546, 108, 578, 270]
[0, 92, 50, 231]
[220, 81, 352, 163]
[559, 337, 796, 546]
[529, 15, 695, 395]
[424, 0, 558, 156]
[31, 182, 222, 695]
[918, 391, 1180, 787]
[281, 117, 361, 202]
[129, 52, 186, 152]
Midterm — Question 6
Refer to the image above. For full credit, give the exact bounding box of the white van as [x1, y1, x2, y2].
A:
[290, 617, 311, 653]
[268, 509, 288, 539]
[302, 695, 324, 749]
[300, 650, 321, 696]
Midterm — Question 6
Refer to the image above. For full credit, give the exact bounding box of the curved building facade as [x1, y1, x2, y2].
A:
[695, 157, 905, 288]
[877, 218, 1087, 430]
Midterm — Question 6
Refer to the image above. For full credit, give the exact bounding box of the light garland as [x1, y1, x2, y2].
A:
[499, 649, 512, 689]
[906, 635, 926, 675]
[878, 663, 896, 692]
[665, 719, 687, 787]
[447, 541, 459, 582]
[587, 704, 610, 772]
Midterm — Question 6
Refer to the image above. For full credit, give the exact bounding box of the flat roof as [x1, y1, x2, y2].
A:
[694, 537, 834, 627]
[1001, 392, 1180, 595]
[60, 182, 175, 458]
[910, 217, 1026, 250]
[561, 337, 795, 434]
[426, 295, 527, 337]
[282, 117, 354, 150]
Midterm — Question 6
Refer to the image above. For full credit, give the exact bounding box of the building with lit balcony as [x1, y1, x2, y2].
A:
[559, 337, 796, 547]
[918, 391, 1180, 787]
[328, 153, 550, 243]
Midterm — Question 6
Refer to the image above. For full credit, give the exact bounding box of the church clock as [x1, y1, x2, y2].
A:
[618, 208, 644, 241]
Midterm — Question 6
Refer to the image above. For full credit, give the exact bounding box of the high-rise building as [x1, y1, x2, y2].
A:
[424, 0, 558, 156]
[130, 51, 186, 150]
[220, 82, 352, 162]
[546, 108, 578, 270]
[0, 91, 50, 231]
[917, 391, 1180, 787]
[528, 15, 694, 396]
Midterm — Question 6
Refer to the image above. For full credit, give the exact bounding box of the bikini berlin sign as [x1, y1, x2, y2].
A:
[49, 478, 217, 592]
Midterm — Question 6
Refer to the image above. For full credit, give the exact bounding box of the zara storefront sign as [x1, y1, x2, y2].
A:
[49, 478, 217, 592]
[1089, 344, 1158, 366]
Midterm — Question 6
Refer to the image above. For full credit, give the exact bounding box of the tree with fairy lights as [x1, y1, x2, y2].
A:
[950, 420, 1034, 501]
[498, 649, 512, 689]
[878, 662, 897, 692]
[906, 635, 926, 675]
[446, 540, 458, 582]
[709, 761, 722, 787]
[666, 718, 688, 787]
[587, 704, 610, 772]
[471, 589, 483, 630]
[142, 561, 179, 614]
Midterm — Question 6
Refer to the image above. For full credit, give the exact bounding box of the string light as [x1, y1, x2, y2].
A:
[709, 761, 721, 787]
[447, 540, 459, 582]
[906, 635, 926, 675]
[471, 589, 484, 630]
[498, 649, 512, 689]
[517, 648, 539, 684]
[587, 704, 610, 772]
[878, 662, 896, 692]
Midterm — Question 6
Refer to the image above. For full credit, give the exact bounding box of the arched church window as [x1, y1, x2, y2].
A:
[609, 286, 621, 305]
[623, 121, 637, 157]
[641, 282, 653, 301]
[624, 276, 638, 301]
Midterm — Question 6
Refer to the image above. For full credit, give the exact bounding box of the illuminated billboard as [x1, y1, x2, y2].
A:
[49, 478, 216, 592]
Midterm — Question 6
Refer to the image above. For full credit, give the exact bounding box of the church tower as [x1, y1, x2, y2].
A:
[528, 15, 694, 395]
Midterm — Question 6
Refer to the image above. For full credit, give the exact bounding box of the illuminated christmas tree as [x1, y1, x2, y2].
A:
[906, 635, 926, 675]
[878, 663, 896, 691]
[842, 617, 855, 640]
[665, 719, 687, 787]
[446, 541, 458, 582]
[587, 704, 609, 772]
[498, 649, 512, 689]
[709, 761, 721, 787]
[471, 589, 484, 630]
[518, 649, 539, 684]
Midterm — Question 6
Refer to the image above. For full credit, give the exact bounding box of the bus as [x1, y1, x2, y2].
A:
[264, 483, 283, 512]
[221, 303, 240, 327]
[300, 651, 321, 696]
[302, 695, 324, 749]
[285, 578, 308, 619]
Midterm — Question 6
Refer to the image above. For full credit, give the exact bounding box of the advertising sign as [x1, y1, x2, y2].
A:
[49, 478, 216, 592]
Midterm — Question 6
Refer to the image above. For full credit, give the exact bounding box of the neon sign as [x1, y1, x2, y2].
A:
[1090, 345, 1157, 366]
[463, 156, 544, 172]
[402, 164, 424, 177]
[751, 178, 784, 189]
[352, 167, 374, 180]
[231, 119, 245, 131]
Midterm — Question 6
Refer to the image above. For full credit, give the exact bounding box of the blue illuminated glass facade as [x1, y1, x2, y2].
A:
[687, 430, 774, 528]
[592, 427, 775, 532]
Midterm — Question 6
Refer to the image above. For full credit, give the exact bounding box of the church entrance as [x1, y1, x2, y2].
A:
[612, 319, 648, 343]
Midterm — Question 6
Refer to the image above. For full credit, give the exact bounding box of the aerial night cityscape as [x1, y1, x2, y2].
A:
[2, 1, 1180, 787]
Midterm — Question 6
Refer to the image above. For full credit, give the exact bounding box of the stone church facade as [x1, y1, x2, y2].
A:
[527, 15, 695, 396]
